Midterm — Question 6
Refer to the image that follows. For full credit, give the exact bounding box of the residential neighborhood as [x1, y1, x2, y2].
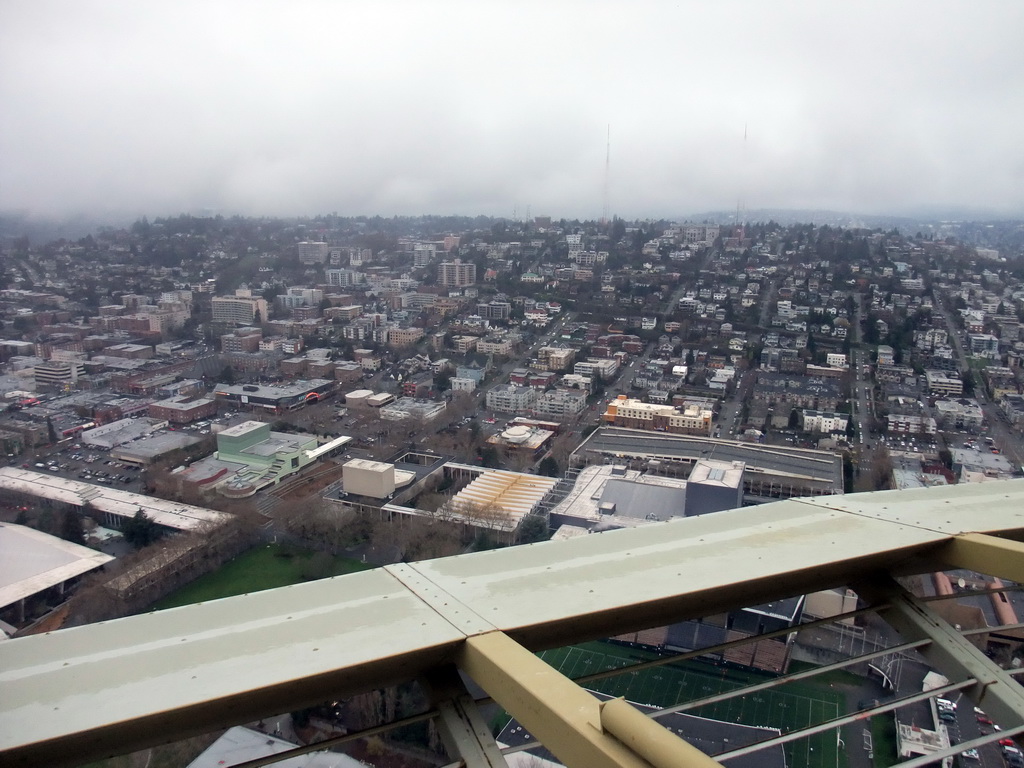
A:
[4, 212, 1024, 767]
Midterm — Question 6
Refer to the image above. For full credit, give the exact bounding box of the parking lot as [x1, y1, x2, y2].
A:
[22, 447, 145, 490]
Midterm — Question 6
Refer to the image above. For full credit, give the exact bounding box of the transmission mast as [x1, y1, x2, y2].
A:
[736, 123, 747, 241]
[602, 124, 610, 225]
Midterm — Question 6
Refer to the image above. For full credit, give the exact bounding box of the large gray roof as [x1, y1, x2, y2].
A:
[578, 427, 843, 493]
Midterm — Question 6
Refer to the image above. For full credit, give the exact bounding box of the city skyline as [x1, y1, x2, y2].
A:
[2, 1, 1023, 222]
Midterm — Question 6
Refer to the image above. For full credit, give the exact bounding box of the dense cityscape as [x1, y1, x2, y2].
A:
[3, 212, 1024, 766]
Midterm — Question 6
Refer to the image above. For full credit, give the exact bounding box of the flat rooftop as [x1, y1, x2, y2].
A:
[952, 447, 1015, 474]
[550, 464, 690, 527]
[218, 420, 265, 438]
[0, 468, 228, 532]
[345, 458, 392, 473]
[150, 397, 215, 412]
[0, 523, 114, 611]
[579, 427, 843, 493]
[689, 458, 745, 489]
[240, 433, 310, 457]
[111, 432, 204, 461]
[214, 379, 332, 399]
[82, 418, 162, 448]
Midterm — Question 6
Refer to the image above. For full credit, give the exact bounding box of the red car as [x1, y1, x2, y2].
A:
[1000, 739, 1016, 747]
[977, 716, 994, 725]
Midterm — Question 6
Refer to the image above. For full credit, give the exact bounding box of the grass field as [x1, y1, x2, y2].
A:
[538, 641, 845, 768]
[152, 544, 372, 610]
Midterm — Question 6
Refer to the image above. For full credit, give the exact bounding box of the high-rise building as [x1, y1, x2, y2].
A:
[326, 269, 364, 288]
[566, 233, 583, 259]
[211, 290, 269, 325]
[413, 243, 436, 267]
[297, 241, 329, 264]
[437, 258, 476, 287]
[277, 287, 324, 309]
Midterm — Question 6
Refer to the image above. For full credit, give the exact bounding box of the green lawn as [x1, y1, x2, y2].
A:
[869, 714, 899, 767]
[537, 641, 845, 768]
[152, 544, 372, 610]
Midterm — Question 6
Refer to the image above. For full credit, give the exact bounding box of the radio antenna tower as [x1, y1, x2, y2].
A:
[602, 124, 611, 225]
[735, 123, 747, 240]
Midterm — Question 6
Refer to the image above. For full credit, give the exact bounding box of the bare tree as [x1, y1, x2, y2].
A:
[549, 431, 578, 472]
[455, 499, 512, 534]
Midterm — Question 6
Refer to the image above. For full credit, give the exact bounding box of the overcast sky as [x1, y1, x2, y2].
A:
[2, 1, 1023, 222]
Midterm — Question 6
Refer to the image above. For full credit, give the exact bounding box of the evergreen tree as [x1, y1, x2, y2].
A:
[122, 509, 158, 547]
[59, 509, 85, 545]
[538, 455, 560, 477]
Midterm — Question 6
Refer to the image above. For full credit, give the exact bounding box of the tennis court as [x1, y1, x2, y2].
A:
[539, 642, 845, 768]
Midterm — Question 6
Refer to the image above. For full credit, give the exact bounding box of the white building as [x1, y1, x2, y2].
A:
[437, 259, 477, 287]
[535, 389, 587, 418]
[342, 459, 396, 498]
[801, 409, 849, 434]
[413, 243, 437, 267]
[559, 374, 593, 393]
[925, 370, 964, 397]
[486, 384, 537, 413]
[325, 269, 365, 288]
[566, 233, 583, 258]
[211, 290, 269, 325]
[574, 358, 620, 380]
[33, 360, 85, 390]
[277, 287, 323, 309]
[887, 414, 938, 435]
[933, 398, 984, 430]
[451, 377, 477, 393]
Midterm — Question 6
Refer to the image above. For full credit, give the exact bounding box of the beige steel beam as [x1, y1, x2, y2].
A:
[3, 480, 1024, 765]
[936, 532, 1024, 583]
[421, 665, 509, 768]
[856, 573, 1024, 731]
[458, 631, 720, 768]
[0, 568, 470, 768]
[599, 698, 722, 768]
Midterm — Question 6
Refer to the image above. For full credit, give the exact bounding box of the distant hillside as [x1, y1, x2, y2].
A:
[0, 211, 132, 244]
[682, 209, 923, 229]
[683, 207, 1024, 230]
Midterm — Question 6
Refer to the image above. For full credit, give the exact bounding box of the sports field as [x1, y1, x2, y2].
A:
[151, 544, 372, 610]
[538, 641, 845, 768]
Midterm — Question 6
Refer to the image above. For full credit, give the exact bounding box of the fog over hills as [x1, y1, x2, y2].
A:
[2, 2, 1022, 226]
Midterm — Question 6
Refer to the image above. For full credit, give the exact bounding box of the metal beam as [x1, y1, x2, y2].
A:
[459, 631, 720, 768]
[3, 481, 1024, 765]
[599, 698, 722, 768]
[718, 678, 975, 761]
[421, 665, 509, 768]
[855, 573, 1024, 730]
[937, 532, 1024, 583]
[0, 568, 470, 768]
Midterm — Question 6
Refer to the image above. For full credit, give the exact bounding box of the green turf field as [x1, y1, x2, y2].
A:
[538, 641, 845, 768]
[151, 544, 372, 610]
